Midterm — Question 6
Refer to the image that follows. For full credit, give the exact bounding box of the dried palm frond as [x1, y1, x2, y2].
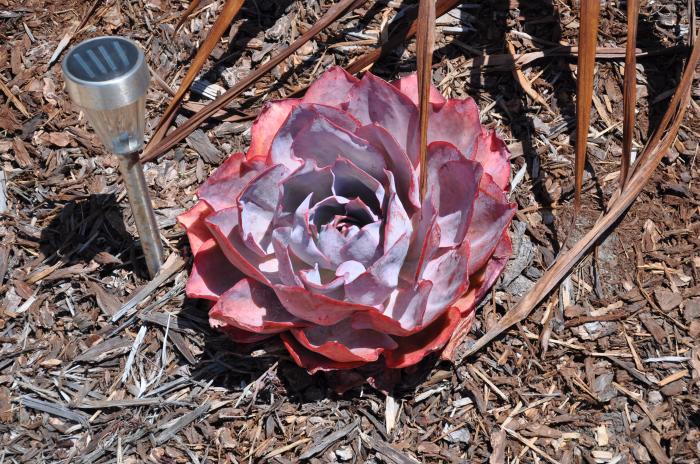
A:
[142, 0, 368, 163]
[145, 0, 244, 156]
[621, 0, 640, 189]
[416, 0, 436, 200]
[463, 22, 699, 359]
[573, 0, 601, 213]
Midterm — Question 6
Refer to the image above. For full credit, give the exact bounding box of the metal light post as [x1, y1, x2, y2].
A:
[62, 36, 164, 277]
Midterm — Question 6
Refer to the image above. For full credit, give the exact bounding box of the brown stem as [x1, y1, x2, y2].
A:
[621, 0, 640, 189]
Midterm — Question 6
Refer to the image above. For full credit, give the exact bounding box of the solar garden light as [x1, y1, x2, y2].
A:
[62, 36, 164, 278]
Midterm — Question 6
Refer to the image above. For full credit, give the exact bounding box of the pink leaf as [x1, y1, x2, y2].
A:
[205, 207, 278, 285]
[351, 281, 432, 336]
[302, 66, 359, 108]
[472, 129, 511, 191]
[461, 230, 513, 311]
[269, 103, 360, 169]
[238, 164, 288, 256]
[273, 283, 376, 326]
[467, 174, 516, 272]
[290, 116, 388, 181]
[346, 73, 420, 162]
[198, 152, 264, 211]
[391, 74, 446, 106]
[420, 239, 471, 324]
[384, 307, 461, 368]
[177, 200, 214, 256]
[291, 320, 397, 363]
[355, 124, 419, 211]
[186, 239, 245, 301]
[210, 277, 304, 333]
[280, 332, 366, 373]
[247, 99, 300, 162]
[423, 142, 482, 247]
[428, 98, 481, 159]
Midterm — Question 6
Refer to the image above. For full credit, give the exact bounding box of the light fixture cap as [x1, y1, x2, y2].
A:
[62, 36, 149, 111]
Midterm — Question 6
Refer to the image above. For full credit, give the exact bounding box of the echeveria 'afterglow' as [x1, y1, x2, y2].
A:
[178, 67, 515, 373]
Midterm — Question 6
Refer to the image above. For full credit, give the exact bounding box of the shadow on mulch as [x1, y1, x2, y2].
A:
[38, 193, 149, 279]
[173, 297, 313, 403]
[464, 0, 572, 250]
[197, 0, 295, 88]
[636, 10, 686, 139]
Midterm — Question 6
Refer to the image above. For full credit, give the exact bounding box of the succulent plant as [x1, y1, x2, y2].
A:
[179, 67, 515, 373]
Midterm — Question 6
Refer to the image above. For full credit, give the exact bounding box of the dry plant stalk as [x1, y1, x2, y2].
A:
[573, 0, 601, 212]
[621, 0, 640, 189]
[463, 26, 700, 359]
[416, 0, 436, 200]
[174, 0, 202, 33]
[142, 0, 368, 163]
[145, 0, 244, 156]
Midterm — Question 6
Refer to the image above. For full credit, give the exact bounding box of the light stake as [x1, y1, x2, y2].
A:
[62, 36, 164, 277]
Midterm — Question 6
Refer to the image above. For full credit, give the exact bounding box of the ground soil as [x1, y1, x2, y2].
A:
[1, 0, 699, 462]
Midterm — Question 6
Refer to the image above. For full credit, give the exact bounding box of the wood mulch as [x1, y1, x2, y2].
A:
[1, 0, 699, 462]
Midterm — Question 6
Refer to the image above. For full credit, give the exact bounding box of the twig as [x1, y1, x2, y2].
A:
[120, 325, 147, 384]
[469, 366, 509, 402]
[502, 427, 560, 464]
[154, 403, 211, 445]
[299, 419, 360, 460]
[20, 396, 90, 427]
[0, 77, 30, 118]
[111, 253, 184, 322]
[360, 432, 420, 464]
[506, 40, 552, 111]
